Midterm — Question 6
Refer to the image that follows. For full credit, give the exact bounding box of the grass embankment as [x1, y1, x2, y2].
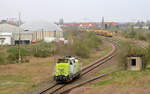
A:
[91, 37, 150, 93]
[92, 68, 150, 88]
[0, 34, 113, 94]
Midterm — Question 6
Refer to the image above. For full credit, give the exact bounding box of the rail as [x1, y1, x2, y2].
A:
[32, 38, 119, 94]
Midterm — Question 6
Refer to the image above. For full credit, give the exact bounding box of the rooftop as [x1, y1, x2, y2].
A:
[21, 21, 63, 32]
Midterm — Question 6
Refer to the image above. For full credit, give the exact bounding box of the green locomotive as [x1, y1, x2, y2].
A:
[54, 56, 81, 82]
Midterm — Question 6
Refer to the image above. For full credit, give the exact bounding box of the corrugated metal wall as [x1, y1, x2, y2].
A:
[34, 31, 63, 40]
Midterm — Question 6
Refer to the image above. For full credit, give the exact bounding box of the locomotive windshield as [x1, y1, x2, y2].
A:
[57, 59, 69, 63]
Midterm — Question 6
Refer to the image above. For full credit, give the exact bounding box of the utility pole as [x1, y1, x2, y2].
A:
[18, 12, 21, 63]
[42, 28, 44, 40]
[102, 16, 104, 29]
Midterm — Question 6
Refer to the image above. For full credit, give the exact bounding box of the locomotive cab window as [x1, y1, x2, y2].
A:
[73, 59, 75, 63]
[57, 59, 68, 63]
[69, 60, 73, 65]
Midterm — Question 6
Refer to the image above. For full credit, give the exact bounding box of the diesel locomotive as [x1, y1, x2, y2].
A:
[54, 56, 81, 82]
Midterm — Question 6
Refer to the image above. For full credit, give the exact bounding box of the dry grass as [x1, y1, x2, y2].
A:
[69, 66, 150, 94]
[79, 36, 150, 94]
[0, 61, 54, 94]
[0, 39, 113, 94]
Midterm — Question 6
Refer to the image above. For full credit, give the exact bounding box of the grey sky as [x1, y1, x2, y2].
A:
[0, 0, 150, 22]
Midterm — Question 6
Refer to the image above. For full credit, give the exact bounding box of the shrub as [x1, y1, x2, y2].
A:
[73, 32, 101, 58]
[33, 42, 53, 57]
[120, 29, 150, 41]
[7, 48, 29, 63]
[0, 54, 6, 65]
[34, 48, 52, 57]
[55, 32, 101, 58]
[7, 48, 29, 56]
[74, 40, 90, 58]
[145, 46, 150, 65]
[118, 41, 150, 69]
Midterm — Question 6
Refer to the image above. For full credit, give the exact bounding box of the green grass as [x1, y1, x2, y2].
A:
[91, 68, 150, 88]
[92, 37, 150, 88]
[96, 66, 116, 76]
[0, 55, 6, 65]
[91, 66, 116, 86]
[91, 78, 113, 86]
[81, 41, 112, 66]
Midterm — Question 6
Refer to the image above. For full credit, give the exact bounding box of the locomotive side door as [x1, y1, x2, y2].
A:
[69, 60, 74, 75]
[72, 59, 76, 74]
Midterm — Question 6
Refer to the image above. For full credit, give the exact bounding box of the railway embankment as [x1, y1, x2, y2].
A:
[34, 37, 118, 94]
[69, 37, 150, 94]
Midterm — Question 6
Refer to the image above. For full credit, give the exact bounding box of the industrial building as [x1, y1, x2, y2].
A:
[0, 32, 13, 45]
[21, 21, 63, 41]
[0, 21, 64, 45]
[0, 24, 33, 45]
[0, 23, 23, 32]
[12, 32, 33, 44]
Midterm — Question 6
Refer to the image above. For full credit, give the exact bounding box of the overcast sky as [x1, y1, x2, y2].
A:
[0, 0, 150, 22]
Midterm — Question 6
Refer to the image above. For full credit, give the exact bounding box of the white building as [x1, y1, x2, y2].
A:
[0, 24, 33, 45]
[21, 21, 64, 41]
[0, 23, 23, 32]
[0, 21, 64, 45]
[0, 32, 13, 45]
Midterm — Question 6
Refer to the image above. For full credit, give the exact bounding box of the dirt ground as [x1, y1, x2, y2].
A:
[69, 85, 150, 94]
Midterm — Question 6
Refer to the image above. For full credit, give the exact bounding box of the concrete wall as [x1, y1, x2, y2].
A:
[13, 32, 33, 41]
[0, 31, 64, 44]
[127, 57, 143, 71]
[34, 31, 63, 41]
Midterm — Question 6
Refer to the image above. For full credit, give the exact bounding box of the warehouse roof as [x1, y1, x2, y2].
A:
[21, 21, 63, 32]
[0, 24, 23, 32]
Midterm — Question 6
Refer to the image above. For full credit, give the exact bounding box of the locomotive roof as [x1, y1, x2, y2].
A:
[61, 56, 75, 59]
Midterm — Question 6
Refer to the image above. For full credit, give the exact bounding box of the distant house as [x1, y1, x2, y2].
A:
[64, 22, 97, 29]
[64, 23, 80, 27]
[134, 21, 150, 30]
[79, 23, 96, 28]
[102, 22, 118, 29]
[134, 26, 149, 29]
[0, 19, 18, 26]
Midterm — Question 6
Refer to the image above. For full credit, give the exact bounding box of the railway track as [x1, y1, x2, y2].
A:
[61, 68, 121, 94]
[33, 38, 119, 94]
